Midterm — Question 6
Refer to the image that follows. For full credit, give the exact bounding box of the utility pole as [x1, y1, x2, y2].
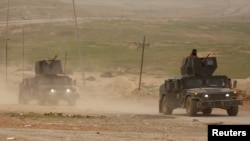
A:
[138, 35, 148, 91]
[72, 0, 85, 86]
[22, 26, 25, 80]
[4, 0, 10, 87]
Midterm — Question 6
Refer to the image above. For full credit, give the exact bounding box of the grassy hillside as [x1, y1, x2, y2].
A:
[0, 0, 250, 78]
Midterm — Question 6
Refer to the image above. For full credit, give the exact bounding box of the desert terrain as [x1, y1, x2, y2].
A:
[1, 0, 250, 140]
[0, 69, 250, 141]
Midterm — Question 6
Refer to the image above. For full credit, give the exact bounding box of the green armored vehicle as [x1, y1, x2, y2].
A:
[159, 49, 243, 116]
[19, 56, 79, 106]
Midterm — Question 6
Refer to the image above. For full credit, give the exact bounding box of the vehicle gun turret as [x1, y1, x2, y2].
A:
[180, 49, 217, 76]
[35, 55, 63, 76]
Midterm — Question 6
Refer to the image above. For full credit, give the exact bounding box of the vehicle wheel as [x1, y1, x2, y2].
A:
[47, 100, 58, 106]
[68, 98, 76, 106]
[19, 95, 28, 105]
[18, 90, 28, 105]
[37, 96, 46, 106]
[162, 96, 173, 115]
[19, 97, 28, 105]
[202, 108, 212, 116]
[159, 99, 162, 113]
[186, 97, 197, 116]
[227, 106, 238, 116]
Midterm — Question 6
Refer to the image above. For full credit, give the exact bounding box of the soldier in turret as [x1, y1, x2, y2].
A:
[190, 49, 197, 57]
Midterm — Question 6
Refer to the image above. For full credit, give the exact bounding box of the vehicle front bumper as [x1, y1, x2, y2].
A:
[198, 99, 243, 108]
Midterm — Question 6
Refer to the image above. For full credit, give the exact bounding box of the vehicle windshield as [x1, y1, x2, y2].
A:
[205, 78, 228, 87]
[186, 79, 202, 88]
[185, 77, 229, 88]
[38, 77, 71, 84]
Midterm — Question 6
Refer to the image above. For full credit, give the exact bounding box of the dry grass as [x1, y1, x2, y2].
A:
[0, 0, 250, 78]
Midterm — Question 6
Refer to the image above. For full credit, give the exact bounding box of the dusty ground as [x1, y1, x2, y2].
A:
[0, 70, 250, 141]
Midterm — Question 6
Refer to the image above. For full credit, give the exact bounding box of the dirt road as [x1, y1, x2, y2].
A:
[0, 96, 249, 141]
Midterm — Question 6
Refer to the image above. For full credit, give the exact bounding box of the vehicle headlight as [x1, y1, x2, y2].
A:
[204, 94, 209, 98]
[50, 89, 56, 93]
[225, 93, 230, 97]
[66, 88, 71, 93]
[194, 92, 198, 96]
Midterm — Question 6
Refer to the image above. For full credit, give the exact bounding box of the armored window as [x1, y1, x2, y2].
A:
[205, 77, 228, 87]
[52, 77, 71, 84]
[205, 58, 214, 66]
[186, 79, 202, 88]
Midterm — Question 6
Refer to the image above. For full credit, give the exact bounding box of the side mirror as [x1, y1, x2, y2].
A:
[233, 80, 237, 89]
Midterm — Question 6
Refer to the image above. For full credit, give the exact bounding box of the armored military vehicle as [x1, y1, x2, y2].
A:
[19, 56, 79, 106]
[159, 49, 243, 116]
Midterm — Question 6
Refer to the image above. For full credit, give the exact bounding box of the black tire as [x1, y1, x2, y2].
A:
[19, 95, 28, 105]
[37, 99, 45, 105]
[159, 84, 165, 113]
[227, 106, 238, 116]
[18, 90, 28, 105]
[202, 108, 212, 116]
[19, 97, 28, 105]
[159, 99, 162, 113]
[186, 97, 197, 116]
[37, 95, 46, 106]
[47, 100, 58, 106]
[68, 98, 76, 106]
[162, 96, 173, 115]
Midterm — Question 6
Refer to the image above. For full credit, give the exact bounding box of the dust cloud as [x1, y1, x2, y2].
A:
[0, 82, 18, 105]
[1, 67, 249, 116]
[0, 69, 158, 115]
[70, 72, 158, 115]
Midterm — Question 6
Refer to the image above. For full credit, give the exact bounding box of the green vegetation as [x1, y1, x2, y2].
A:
[0, 20, 250, 78]
[8, 112, 94, 120]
